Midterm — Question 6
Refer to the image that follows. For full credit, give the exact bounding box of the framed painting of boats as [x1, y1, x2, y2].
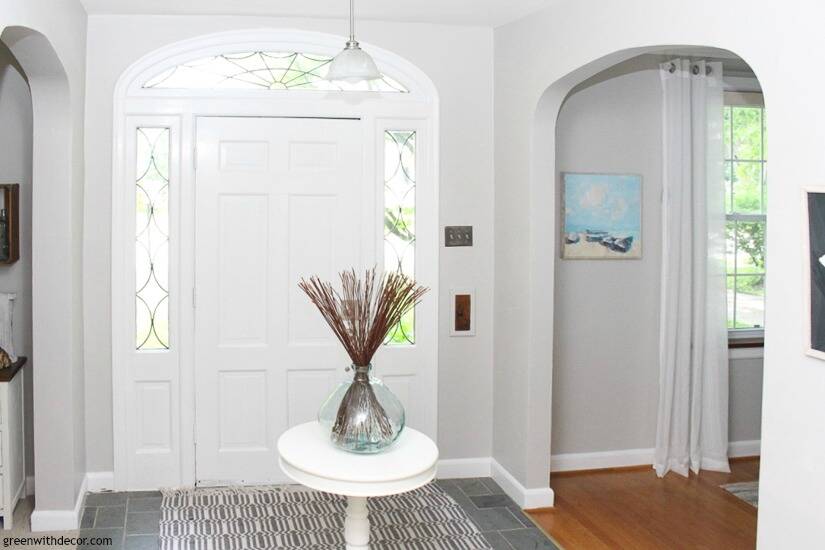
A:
[561, 172, 642, 260]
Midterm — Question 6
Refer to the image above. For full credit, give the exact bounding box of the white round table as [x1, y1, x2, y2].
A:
[277, 421, 438, 550]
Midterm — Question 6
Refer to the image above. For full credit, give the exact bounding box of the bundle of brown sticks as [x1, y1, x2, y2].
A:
[298, 267, 428, 367]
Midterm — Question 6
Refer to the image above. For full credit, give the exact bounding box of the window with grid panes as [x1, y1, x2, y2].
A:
[724, 93, 766, 333]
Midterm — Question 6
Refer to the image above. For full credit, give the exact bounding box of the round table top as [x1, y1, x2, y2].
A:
[277, 421, 439, 497]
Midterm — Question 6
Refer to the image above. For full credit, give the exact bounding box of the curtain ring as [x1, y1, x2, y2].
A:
[692, 64, 700, 75]
[706, 65, 712, 76]
[668, 62, 676, 74]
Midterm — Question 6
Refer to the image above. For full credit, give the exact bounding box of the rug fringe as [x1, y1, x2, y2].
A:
[161, 484, 316, 498]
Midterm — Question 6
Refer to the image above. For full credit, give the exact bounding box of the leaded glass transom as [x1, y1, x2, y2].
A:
[143, 51, 408, 93]
[384, 130, 416, 345]
[136, 127, 170, 351]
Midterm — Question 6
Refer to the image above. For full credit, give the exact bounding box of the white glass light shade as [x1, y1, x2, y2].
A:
[326, 45, 381, 83]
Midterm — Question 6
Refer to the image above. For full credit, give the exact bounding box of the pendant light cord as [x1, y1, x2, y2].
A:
[348, 0, 357, 45]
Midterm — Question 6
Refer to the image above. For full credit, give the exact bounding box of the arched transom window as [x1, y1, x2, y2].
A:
[143, 51, 408, 92]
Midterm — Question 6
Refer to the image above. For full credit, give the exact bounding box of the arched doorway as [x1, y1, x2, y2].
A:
[110, 29, 440, 490]
[531, 43, 768, 473]
[550, 47, 765, 471]
[0, 25, 82, 530]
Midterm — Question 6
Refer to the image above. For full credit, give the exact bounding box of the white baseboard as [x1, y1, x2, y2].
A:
[30, 473, 87, 532]
[728, 439, 761, 457]
[491, 459, 554, 509]
[729, 347, 764, 360]
[86, 471, 115, 492]
[551, 440, 762, 473]
[12, 476, 25, 506]
[437, 458, 491, 479]
[25, 471, 113, 499]
[551, 447, 654, 472]
[436, 457, 554, 509]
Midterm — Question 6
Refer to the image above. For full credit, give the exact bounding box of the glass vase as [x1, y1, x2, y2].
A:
[317, 364, 405, 453]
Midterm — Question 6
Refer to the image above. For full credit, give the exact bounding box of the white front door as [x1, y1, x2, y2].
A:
[193, 117, 367, 485]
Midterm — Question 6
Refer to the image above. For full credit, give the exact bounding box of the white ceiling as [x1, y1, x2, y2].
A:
[79, 0, 555, 28]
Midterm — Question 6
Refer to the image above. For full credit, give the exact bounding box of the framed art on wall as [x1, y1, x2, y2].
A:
[562, 173, 642, 260]
[0, 185, 19, 265]
[804, 188, 825, 359]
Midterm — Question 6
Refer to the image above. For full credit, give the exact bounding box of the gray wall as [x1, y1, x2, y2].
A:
[0, 42, 34, 477]
[730, 356, 763, 442]
[552, 57, 764, 455]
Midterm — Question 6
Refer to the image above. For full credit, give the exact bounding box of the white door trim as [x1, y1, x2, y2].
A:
[111, 30, 440, 490]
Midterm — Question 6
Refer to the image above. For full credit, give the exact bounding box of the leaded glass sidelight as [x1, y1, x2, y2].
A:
[143, 51, 408, 93]
[384, 130, 416, 345]
[136, 127, 170, 350]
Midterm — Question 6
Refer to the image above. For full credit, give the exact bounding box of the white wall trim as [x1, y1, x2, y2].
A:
[436, 457, 555, 509]
[111, 29, 440, 490]
[30, 473, 87, 532]
[11, 476, 26, 515]
[729, 347, 764, 360]
[436, 457, 491, 479]
[551, 447, 654, 473]
[551, 441, 762, 472]
[86, 471, 116, 493]
[729, 439, 761, 457]
[491, 459, 554, 509]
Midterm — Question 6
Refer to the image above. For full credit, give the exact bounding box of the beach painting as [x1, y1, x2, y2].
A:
[562, 173, 642, 259]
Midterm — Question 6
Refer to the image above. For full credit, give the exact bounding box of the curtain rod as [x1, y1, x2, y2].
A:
[667, 61, 713, 75]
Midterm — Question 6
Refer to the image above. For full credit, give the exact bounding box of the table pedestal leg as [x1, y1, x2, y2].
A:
[344, 495, 370, 549]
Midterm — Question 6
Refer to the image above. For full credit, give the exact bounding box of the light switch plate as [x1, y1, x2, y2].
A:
[445, 226, 473, 247]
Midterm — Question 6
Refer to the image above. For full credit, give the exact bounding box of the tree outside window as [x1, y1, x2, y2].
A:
[724, 97, 766, 331]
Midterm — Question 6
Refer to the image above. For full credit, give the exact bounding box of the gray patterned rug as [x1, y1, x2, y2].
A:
[722, 481, 759, 507]
[160, 482, 492, 549]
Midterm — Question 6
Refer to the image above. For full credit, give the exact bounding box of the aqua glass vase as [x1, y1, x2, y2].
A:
[317, 364, 405, 453]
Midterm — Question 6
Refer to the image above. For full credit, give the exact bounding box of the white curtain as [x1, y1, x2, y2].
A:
[655, 59, 729, 478]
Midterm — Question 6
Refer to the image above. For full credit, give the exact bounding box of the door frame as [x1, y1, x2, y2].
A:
[111, 30, 440, 489]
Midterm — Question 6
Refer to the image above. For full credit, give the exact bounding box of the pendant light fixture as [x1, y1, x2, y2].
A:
[326, 0, 381, 83]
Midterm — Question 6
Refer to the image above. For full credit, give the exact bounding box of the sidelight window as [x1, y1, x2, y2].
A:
[384, 130, 417, 345]
[135, 127, 171, 350]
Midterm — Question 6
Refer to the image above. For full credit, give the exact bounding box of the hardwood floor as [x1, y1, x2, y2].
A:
[527, 458, 759, 550]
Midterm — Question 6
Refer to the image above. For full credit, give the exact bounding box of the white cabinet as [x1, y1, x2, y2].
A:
[0, 358, 26, 530]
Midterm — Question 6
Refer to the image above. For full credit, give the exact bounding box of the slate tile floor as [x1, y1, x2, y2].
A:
[79, 491, 161, 550]
[435, 478, 559, 550]
[79, 478, 558, 549]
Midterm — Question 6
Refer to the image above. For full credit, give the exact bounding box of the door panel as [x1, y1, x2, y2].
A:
[217, 194, 269, 345]
[194, 117, 363, 485]
[287, 194, 337, 343]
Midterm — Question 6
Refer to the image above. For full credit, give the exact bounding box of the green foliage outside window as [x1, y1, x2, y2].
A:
[724, 103, 766, 330]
